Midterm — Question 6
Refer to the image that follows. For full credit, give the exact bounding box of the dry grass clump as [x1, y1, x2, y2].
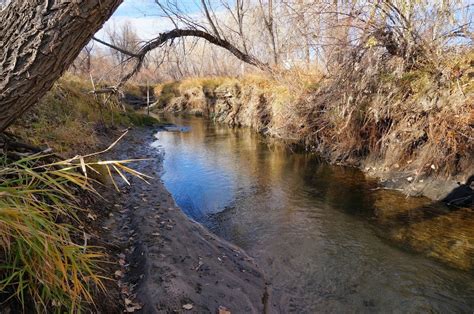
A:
[178, 77, 227, 93]
[154, 77, 229, 110]
[0, 135, 149, 312]
[2, 75, 157, 311]
[0, 155, 104, 312]
[154, 81, 181, 109]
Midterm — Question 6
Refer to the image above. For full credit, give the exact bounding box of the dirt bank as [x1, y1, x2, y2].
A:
[153, 71, 473, 201]
[104, 127, 270, 313]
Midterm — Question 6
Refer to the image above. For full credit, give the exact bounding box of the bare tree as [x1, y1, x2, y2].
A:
[106, 21, 141, 76]
[222, 0, 250, 54]
[258, 0, 279, 66]
[71, 42, 95, 75]
[81, 0, 472, 83]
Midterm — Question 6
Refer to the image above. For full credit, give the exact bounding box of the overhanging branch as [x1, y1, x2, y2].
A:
[94, 28, 271, 90]
[138, 29, 270, 71]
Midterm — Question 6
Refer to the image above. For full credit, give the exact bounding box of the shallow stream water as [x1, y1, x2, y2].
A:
[151, 115, 474, 313]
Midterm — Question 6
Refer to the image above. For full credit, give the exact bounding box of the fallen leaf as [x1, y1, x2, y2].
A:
[87, 213, 96, 221]
[124, 298, 132, 305]
[182, 303, 193, 310]
[219, 306, 231, 314]
[195, 261, 203, 271]
[114, 270, 124, 278]
[125, 304, 142, 312]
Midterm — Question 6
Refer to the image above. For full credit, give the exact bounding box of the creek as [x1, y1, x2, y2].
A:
[151, 114, 474, 313]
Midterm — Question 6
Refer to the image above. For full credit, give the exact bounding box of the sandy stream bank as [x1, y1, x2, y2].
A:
[99, 121, 472, 313]
[104, 127, 271, 313]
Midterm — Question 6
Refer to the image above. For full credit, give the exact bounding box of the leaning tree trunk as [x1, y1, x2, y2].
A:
[0, 0, 124, 133]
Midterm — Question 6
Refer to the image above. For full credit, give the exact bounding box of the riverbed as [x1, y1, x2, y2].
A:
[152, 114, 474, 313]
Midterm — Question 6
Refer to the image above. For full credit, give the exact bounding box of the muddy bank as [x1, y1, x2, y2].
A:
[105, 127, 270, 313]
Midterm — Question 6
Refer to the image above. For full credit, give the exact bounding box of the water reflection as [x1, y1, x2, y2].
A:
[372, 190, 474, 270]
[152, 114, 474, 313]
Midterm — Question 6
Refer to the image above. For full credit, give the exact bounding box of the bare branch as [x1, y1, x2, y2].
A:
[99, 28, 271, 90]
[92, 36, 139, 58]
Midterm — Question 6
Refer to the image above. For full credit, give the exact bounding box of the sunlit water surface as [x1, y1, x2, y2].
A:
[151, 115, 474, 313]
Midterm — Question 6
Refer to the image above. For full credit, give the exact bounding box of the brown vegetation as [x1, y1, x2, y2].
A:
[296, 49, 474, 182]
[9, 75, 157, 155]
[153, 48, 473, 198]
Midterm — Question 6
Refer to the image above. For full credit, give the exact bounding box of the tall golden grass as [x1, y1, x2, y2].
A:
[0, 132, 149, 312]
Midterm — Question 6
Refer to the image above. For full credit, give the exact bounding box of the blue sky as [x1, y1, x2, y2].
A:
[97, 0, 171, 40]
[113, 0, 203, 17]
[97, 0, 205, 40]
[113, 0, 161, 18]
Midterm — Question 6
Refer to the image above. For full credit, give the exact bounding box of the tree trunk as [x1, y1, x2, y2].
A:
[267, 0, 278, 66]
[0, 0, 123, 133]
